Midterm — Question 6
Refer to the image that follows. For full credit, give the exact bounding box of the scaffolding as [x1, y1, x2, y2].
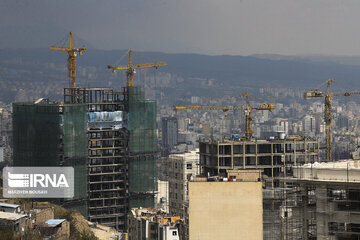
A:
[198, 137, 320, 240]
[281, 162, 360, 239]
[12, 102, 88, 216]
[128, 86, 157, 209]
[65, 87, 128, 231]
[63, 86, 158, 231]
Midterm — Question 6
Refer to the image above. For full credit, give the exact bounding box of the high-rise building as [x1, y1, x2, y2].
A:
[12, 85, 158, 232]
[162, 117, 178, 151]
[63, 86, 158, 231]
[12, 101, 88, 215]
[303, 115, 316, 136]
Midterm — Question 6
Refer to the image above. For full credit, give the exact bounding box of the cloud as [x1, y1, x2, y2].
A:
[1, 0, 360, 55]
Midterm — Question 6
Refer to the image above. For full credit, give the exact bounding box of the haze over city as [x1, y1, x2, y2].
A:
[2, 1, 360, 239]
[1, 0, 360, 56]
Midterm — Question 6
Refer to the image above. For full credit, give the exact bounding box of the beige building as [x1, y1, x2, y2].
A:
[168, 150, 199, 218]
[189, 172, 263, 240]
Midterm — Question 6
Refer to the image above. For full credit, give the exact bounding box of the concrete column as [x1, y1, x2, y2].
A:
[255, 141, 258, 169]
[231, 142, 234, 169]
[243, 143, 246, 169]
[271, 143, 274, 189]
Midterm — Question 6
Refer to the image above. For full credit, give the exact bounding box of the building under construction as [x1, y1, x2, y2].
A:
[281, 160, 360, 240]
[12, 85, 157, 232]
[198, 136, 320, 240]
[64, 86, 157, 231]
[12, 100, 88, 216]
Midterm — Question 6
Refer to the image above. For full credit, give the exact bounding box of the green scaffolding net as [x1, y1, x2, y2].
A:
[13, 103, 61, 167]
[12, 102, 88, 216]
[128, 86, 157, 153]
[63, 104, 88, 215]
[127, 87, 158, 208]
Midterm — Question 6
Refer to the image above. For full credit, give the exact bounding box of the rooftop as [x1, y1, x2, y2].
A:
[300, 160, 360, 170]
[45, 219, 66, 227]
[0, 212, 27, 221]
[291, 160, 360, 183]
[0, 202, 20, 208]
[170, 149, 199, 158]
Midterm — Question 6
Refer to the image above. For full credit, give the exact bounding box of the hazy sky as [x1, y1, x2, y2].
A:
[1, 0, 360, 56]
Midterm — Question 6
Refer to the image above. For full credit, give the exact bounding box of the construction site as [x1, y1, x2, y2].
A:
[281, 159, 360, 240]
[10, 31, 360, 239]
[175, 79, 360, 239]
[198, 137, 320, 239]
[11, 34, 161, 232]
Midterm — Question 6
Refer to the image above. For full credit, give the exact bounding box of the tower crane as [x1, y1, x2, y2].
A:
[175, 94, 275, 140]
[240, 92, 276, 140]
[304, 78, 360, 162]
[107, 49, 167, 87]
[50, 32, 86, 88]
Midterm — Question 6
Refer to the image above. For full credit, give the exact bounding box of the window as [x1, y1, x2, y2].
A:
[186, 163, 192, 169]
[173, 231, 177, 236]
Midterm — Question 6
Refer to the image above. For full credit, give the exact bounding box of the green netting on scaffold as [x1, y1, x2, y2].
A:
[63, 104, 88, 202]
[13, 103, 61, 167]
[128, 155, 157, 193]
[127, 86, 158, 208]
[128, 86, 157, 153]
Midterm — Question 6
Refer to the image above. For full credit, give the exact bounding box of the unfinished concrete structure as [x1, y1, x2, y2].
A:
[282, 160, 360, 240]
[198, 137, 320, 239]
[64, 86, 157, 231]
[64, 87, 128, 230]
[199, 137, 319, 187]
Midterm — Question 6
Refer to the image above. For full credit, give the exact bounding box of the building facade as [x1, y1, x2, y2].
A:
[188, 173, 263, 240]
[168, 150, 200, 219]
[12, 101, 88, 215]
[162, 117, 178, 152]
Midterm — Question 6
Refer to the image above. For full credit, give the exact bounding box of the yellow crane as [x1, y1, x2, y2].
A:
[240, 92, 276, 140]
[304, 78, 360, 162]
[175, 93, 275, 140]
[107, 48, 167, 87]
[50, 32, 86, 88]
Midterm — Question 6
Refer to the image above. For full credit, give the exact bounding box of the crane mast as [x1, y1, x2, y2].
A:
[304, 78, 360, 162]
[50, 32, 86, 88]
